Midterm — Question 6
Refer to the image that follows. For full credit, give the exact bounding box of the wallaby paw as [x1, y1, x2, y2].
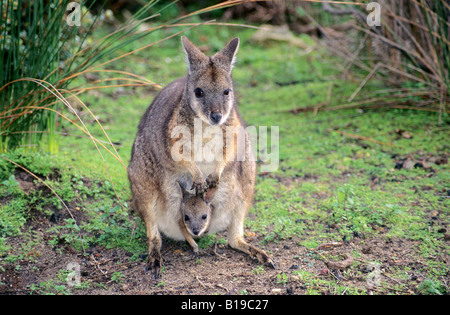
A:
[206, 173, 220, 189]
[191, 180, 207, 195]
[191, 245, 199, 258]
[145, 256, 162, 279]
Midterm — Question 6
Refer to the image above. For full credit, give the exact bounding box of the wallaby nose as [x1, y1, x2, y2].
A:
[210, 111, 222, 124]
[192, 228, 200, 236]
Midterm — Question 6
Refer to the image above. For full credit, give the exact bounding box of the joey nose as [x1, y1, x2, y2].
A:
[210, 112, 222, 124]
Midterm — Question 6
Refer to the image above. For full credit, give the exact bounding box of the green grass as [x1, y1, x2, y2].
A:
[0, 23, 448, 294]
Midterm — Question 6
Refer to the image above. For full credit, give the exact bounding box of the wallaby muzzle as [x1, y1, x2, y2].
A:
[210, 111, 222, 124]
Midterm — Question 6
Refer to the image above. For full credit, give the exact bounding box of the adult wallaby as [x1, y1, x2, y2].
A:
[128, 36, 274, 278]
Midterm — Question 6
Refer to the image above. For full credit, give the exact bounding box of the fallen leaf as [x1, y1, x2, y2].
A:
[394, 129, 413, 139]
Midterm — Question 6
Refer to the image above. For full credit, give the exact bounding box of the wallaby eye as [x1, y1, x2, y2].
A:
[224, 89, 231, 96]
[194, 88, 204, 98]
[184, 215, 190, 221]
[202, 214, 207, 220]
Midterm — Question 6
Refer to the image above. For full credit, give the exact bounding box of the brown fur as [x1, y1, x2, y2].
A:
[128, 37, 274, 278]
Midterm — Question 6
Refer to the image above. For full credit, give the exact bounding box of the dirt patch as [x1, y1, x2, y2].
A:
[1, 174, 448, 295]
[392, 152, 448, 172]
[2, 225, 447, 295]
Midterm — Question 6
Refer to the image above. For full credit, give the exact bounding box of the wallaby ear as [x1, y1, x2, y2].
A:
[212, 37, 239, 73]
[203, 185, 219, 205]
[181, 36, 208, 74]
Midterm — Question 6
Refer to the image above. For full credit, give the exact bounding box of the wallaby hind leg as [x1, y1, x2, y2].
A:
[144, 217, 162, 278]
[228, 203, 275, 268]
[130, 182, 162, 278]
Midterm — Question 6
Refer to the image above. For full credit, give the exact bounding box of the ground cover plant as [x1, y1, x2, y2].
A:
[0, 1, 448, 295]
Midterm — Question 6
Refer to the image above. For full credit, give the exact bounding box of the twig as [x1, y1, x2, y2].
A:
[382, 273, 402, 286]
[326, 254, 354, 270]
[315, 83, 333, 116]
[90, 254, 108, 276]
[191, 271, 214, 290]
[316, 242, 344, 250]
[309, 249, 329, 264]
[349, 62, 381, 102]
[216, 283, 230, 293]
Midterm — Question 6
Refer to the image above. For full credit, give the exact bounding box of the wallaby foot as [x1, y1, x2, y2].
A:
[229, 238, 275, 268]
[189, 241, 199, 257]
[145, 249, 162, 279]
[206, 172, 220, 189]
[144, 231, 163, 278]
[191, 179, 207, 195]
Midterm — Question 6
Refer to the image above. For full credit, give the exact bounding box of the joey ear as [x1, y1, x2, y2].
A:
[212, 37, 239, 73]
[176, 181, 191, 200]
[181, 36, 208, 74]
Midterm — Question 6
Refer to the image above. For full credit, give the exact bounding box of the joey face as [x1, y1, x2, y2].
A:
[181, 37, 239, 126]
[181, 196, 212, 237]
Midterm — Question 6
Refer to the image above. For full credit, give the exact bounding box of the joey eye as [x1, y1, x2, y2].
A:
[194, 88, 204, 98]
[223, 89, 231, 96]
[202, 214, 207, 220]
[184, 215, 190, 221]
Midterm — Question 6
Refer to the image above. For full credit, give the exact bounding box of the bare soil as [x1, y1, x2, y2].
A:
[1, 170, 448, 295]
[1, 206, 445, 295]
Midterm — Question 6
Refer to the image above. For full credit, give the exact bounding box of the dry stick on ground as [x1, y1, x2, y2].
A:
[314, 83, 333, 116]
[344, 33, 368, 73]
[326, 254, 354, 270]
[348, 62, 381, 102]
[284, 96, 447, 116]
[310, 247, 354, 270]
[316, 242, 344, 250]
